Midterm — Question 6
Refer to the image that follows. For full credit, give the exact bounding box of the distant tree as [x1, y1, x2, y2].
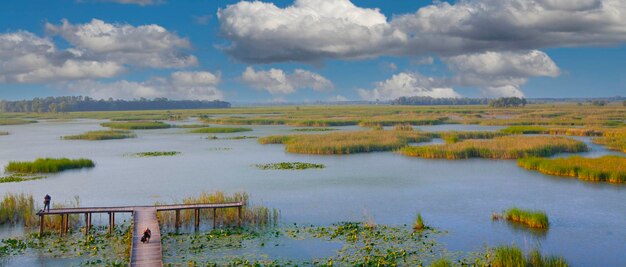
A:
[591, 100, 607, 106]
[488, 97, 527, 108]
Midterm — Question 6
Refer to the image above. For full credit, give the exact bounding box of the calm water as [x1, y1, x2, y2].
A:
[0, 119, 625, 266]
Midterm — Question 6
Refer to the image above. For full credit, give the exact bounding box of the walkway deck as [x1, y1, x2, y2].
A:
[130, 207, 162, 267]
[35, 202, 244, 267]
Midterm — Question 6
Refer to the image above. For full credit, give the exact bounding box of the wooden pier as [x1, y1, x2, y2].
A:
[36, 202, 243, 267]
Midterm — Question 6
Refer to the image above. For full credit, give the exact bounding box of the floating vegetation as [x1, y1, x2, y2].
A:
[489, 245, 568, 267]
[438, 131, 506, 143]
[156, 191, 279, 228]
[101, 121, 171, 130]
[62, 130, 136, 140]
[518, 156, 626, 183]
[0, 131, 8, 136]
[500, 126, 548, 134]
[132, 151, 180, 157]
[189, 127, 253, 133]
[501, 207, 549, 229]
[291, 127, 337, 132]
[254, 162, 325, 170]
[259, 130, 433, 155]
[0, 119, 36, 125]
[224, 136, 257, 140]
[400, 136, 587, 160]
[0, 174, 45, 183]
[5, 158, 95, 174]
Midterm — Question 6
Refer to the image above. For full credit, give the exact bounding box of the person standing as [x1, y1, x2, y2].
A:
[43, 194, 51, 212]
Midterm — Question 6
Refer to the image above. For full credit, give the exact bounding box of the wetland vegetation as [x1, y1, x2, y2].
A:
[500, 207, 550, 229]
[400, 136, 587, 159]
[101, 121, 171, 130]
[189, 127, 253, 133]
[518, 156, 626, 183]
[62, 130, 136, 140]
[0, 131, 8, 136]
[5, 158, 95, 174]
[254, 162, 325, 170]
[132, 151, 181, 157]
[0, 119, 36, 126]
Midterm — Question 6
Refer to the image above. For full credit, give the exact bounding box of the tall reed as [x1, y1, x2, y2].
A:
[438, 131, 507, 143]
[504, 207, 549, 229]
[400, 136, 587, 159]
[5, 158, 95, 173]
[63, 130, 136, 140]
[490, 245, 568, 267]
[518, 156, 626, 183]
[101, 121, 171, 130]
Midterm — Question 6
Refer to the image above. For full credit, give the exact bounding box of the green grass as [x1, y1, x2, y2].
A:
[5, 158, 95, 174]
[438, 131, 507, 143]
[255, 162, 325, 170]
[101, 121, 171, 130]
[500, 126, 548, 134]
[413, 213, 425, 231]
[593, 136, 626, 153]
[490, 245, 568, 267]
[0, 119, 36, 125]
[133, 151, 180, 157]
[400, 136, 587, 159]
[504, 208, 549, 229]
[291, 128, 337, 132]
[62, 130, 136, 140]
[189, 127, 253, 133]
[0, 193, 36, 226]
[259, 130, 433, 154]
[0, 174, 45, 183]
[518, 156, 626, 183]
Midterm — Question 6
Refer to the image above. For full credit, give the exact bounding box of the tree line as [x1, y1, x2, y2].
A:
[0, 96, 230, 113]
[391, 96, 528, 107]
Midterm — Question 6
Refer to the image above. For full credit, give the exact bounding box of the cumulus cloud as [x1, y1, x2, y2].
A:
[358, 72, 460, 101]
[241, 67, 333, 95]
[66, 71, 223, 100]
[46, 19, 197, 68]
[445, 50, 560, 97]
[0, 31, 124, 83]
[218, 0, 626, 63]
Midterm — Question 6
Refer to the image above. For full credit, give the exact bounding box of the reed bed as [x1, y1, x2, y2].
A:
[518, 156, 626, 183]
[5, 158, 95, 173]
[438, 131, 507, 143]
[504, 207, 549, 229]
[291, 128, 337, 132]
[173, 124, 211, 128]
[358, 117, 447, 127]
[0, 131, 8, 136]
[490, 245, 568, 267]
[189, 127, 252, 133]
[0, 193, 37, 226]
[0, 119, 36, 125]
[62, 130, 136, 140]
[593, 137, 626, 153]
[254, 162, 325, 170]
[400, 136, 587, 159]
[500, 126, 548, 134]
[546, 128, 604, 136]
[0, 174, 45, 183]
[259, 130, 433, 155]
[156, 191, 279, 228]
[100, 121, 171, 130]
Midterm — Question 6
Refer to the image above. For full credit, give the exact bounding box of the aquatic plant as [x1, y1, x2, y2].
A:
[5, 158, 95, 173]
[504, 208, 549, 229]
[156, 191, 279, 228]
[291, 127, 337, 132]
[394, 124, 414, 131]
[429, 258, 455, 267]
[254, 162, 325, 170]
[400, 136, 587, 159]
[132, 151, 180, 157]
[438, 131, 506, 143]
[593, 136, 626, 153]
[259, 130, 433, 155]
[0, 174, 45, 183]
[489, 245, 568, 267]
[518, 156, 626, 183]
[174, 124, 211, 128]
[101, 121, 171, 130]
[0, 131, 8, 136]
[62, 130, 136, 140]
[500, 126, 548, 134]
[189, 127, 252, 133]
[0, 193, 37, 226]
[0, 119, 36, 125]
[413, 213, 425, 231]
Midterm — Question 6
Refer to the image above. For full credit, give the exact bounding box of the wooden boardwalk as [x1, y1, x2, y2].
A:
[36, 202, 243, 267]
[130, 207, 162, 267]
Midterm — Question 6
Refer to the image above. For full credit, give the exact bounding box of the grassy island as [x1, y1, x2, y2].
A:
[0, 119, 36, 126]
[503, 207, 549, 229]
[101, 121, 171, 130]
[400, 136, 587, 159]
[5, 158, 95, 174]
[133, 151, 180, 157]
[63, 130, 136, 140]
[255, 162, 325, 170]
[189, 127, 253, 133]
[518, 156, 626, 183]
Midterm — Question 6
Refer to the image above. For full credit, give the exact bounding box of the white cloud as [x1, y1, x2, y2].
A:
[358, 72, 460, 101]
[46, 19, 197, 68]
[0, 31, 124, 83]
[219, 0, 626, 63]
[445, 50, 560, 97]
[241, 67, 333, 95]
[66, 71, 224, 100]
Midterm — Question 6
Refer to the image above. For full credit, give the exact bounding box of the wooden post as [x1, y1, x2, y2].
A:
[194, 209, 199, 231]
[111, 212, 115, 233]
[84, 213, 91, 235]
[39, 214, 44, 237]
[175, 210, 180, 229]
[59, 214, 64, 236]
[238, 206, 243, 228]
[212, 208, 217, 228]
[66, 214, 70, 234]
[108, 212, 112, 235]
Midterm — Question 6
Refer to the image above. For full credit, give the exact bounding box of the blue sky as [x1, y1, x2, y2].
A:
[0, 0, 625, 102]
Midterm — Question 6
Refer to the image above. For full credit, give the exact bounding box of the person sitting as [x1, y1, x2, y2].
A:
[141, 228, 151, 243]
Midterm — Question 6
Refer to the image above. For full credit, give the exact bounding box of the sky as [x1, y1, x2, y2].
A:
[0, 0, 625, 103]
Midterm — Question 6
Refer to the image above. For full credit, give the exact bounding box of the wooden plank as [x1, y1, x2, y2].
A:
[130, 207, 162, 267]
